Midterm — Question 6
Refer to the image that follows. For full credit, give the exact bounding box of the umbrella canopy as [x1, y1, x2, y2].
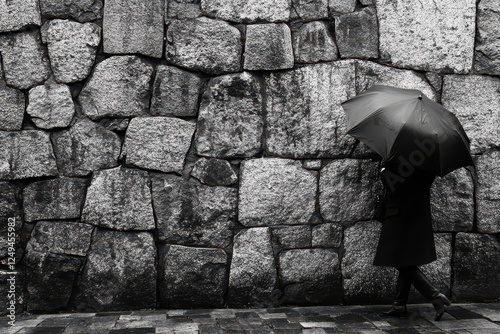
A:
[341, 85, 473, 176]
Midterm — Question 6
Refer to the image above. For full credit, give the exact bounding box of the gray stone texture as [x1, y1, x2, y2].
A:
[195, 72, 263, 158]
[442, 75, 500, 154]
[167, 0, 202, 19]
[23, 178, 88, 222]
[244, 24, 294, 71]
[328, 0, 356, 14]
[271, 225, 311, 251]
[39, 0, 103, 22]
[98, 118, 130, 132]
[77, 229, 157, 311]
[228, 227, 278, 307]
[0, 183, 23, 264]
[166, 18, 242, 74]
[376, 0, 476, 73]
[201, 0, 291, 23]
[151, 173, 237, 248]
[0, 80, 25, 131]
[0, 131, 58, 180]
[27, 82, 75, 129]
[454, 233, 500, 302]
[476, 151, 500, 233]
[52, 118, 122, 177]
[125, 117, 196, 174]
[474, 0, 500, 75]
[27, 221, 93, 257]
[0, 0, 41, 33]
[430, 168, 474, 232]
[320, 159, 381, 223]
[0, 31, 51, 90]
[292, 0, 328, 20]
[293, 21, 338, 64]
[303, 159, 322, 170]
[335, 7, 378, 59]
[312, 223, 342, 248]
[279, 248, 341, 305]
[264, 61, 356, 158]
[45, 20, 101, 83]
[0, 269, 24, 314]
[103, 0, 164, 58]
[159, 245, 227, 308]
[78, 56, 154, 120]
[151, 65, 204, 117]
[82, 167, 155, 231]
[191, 158, 238, 186]
[342, 221, 396, 304]
[239, 158, 317, 227]
[25, 250, 84, 312]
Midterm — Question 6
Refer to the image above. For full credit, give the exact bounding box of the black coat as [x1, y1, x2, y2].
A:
[373, 162, 437, 267]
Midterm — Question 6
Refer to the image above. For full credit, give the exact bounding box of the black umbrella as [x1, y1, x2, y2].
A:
[341, 85, 473, 176]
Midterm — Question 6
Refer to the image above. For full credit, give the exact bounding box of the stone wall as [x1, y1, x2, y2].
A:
[0, 0, 499, 313]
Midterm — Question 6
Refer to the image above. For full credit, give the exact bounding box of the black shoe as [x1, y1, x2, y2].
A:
[431, 293, 451, 321]
[383, 305, 409, 318]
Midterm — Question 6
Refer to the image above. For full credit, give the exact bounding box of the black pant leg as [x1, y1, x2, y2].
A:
[394, 270, 411, 306]
[396, 266, 439, 301]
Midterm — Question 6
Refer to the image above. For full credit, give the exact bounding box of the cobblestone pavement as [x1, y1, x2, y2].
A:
[2, 303, 500, 334]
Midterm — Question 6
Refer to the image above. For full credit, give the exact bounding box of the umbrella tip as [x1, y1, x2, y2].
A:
[418, 95, 423, 100]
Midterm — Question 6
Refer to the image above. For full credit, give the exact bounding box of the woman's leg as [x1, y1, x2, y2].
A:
[394, 270, 411, 306]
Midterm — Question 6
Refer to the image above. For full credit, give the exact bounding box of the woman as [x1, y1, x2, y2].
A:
[373, 160, 451, 321]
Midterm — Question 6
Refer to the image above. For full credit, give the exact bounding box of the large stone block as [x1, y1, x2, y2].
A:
[239, 158, 317, 226]
[191, 158, 238, 186]
[228, 227, 278, 307]
[342, 221, 396, 304]
[474, 0, 500, 75]
[244, 24, 294, 71]
[151, 173, 237, 248]
[335, 7, 378, 59]
[150, 65, 204, 117]
[167, 0, 202, 19]
[78, 56, 154, 120]
[103, 0, 164, 58]
[0, 31, 51, 90]
[82, 167, 155, 231]
[23, 178, 88, 222]
[328, 0, 356, 14]
[166, 18, 242, 74]
[125, 117, 195, 174]
[39, 0, 103, 22]
[312, 223, 342, 248]
[454, 233, 500, 302]
[0, 0, 41, 33]
[319, 159, 381, 223]
[293, 21, 338, 64]
[0, 80, 24, 131]
[264, 61, 356, 158]
[279, 248, 341, 305]
[25, 250, 84, 312]
[442, 75, 500, 153]
[476, 151, 500, 233]
[52, 118, 121, 177]
[0, 131, 58, 180]
[45, 19, 101, 83]
[376, 0, 475, 73]
[292, 0, 328, 20]
[77, 229, 157, 311]
[431, 168, 474, 232]
[27, 82, 75, 129]
[0, 183, 23, 265]
[201, 0, 291, 23]
[159, 245, 227, 308]
[195, 72, 263, 158]
[271, 225, 311, 252]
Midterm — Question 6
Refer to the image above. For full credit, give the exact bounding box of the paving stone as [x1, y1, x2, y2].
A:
[45, 19, 101, 83]
[167, 0, 202, 19]
[264, 61, 356, 158]
[103, 0, 164, 58]
[82, 167, 155, 231]
[195, 72, 263, 158]
[125, 117, 195, 174]
[201, 0, 291, 23]
[0, 30, 51, 90]
[78, 56, 154, 120]
[312, 223, 342, 248]
[474, 0, 500, 75]
[244, 23, 294, 71]
[0, 80, 25, 131]
[377, 0, 476, 73]
[0, 0, 41, 33]
[52, 118, 122, 177]
[150, 65, 204, 117]
[239, 158, 317, 227]
[335, 7, 378, 59]
[293, 21, 338, 64]
[39, 0, 103, 22]
[166, 17, 242, 74]
[27, 81, 75, 129]
[442, 74, 500, 153]
[191, 158, 238, 186]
